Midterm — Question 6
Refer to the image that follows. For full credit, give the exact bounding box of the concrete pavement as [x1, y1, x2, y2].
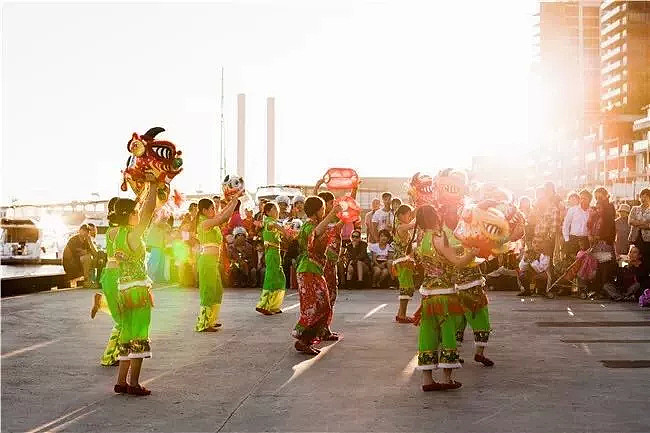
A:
[2, 287, 649, 432]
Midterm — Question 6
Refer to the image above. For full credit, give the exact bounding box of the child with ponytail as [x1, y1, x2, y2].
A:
[411, 205, 478, 391]
[392, 204, 416, 323]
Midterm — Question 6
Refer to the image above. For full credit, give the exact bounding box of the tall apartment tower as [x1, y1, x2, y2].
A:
[534, 1, 601, 188]
[594, 1, 650, 194]
[600, 0, 650, 114]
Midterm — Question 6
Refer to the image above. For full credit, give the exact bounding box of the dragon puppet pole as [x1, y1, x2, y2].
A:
[547, 247, 594, 292]
[219, 67, 226, 184]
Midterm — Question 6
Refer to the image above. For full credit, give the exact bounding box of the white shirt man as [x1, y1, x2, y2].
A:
[371, 208, 394, 234]
[562, 200, 590, 241]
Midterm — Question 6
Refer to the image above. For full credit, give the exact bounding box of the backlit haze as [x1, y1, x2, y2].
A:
[2, 0, 539, 205]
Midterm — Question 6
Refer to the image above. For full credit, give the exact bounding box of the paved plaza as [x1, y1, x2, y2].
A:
[2, 287, 649, 432]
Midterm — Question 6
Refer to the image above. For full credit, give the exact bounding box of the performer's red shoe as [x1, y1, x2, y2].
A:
[474, 354, 494, 367]
[127, 384, 151, 396]
[114, 384, 128, 394]
[442, 381, 462, 390]
[256, 307, 273, 316]
[422, 382, 444, 392]
[395, 315, 414, 324]
[294, 341, 320, 355]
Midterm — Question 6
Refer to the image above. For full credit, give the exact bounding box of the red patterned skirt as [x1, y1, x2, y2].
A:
[292, 272, 332, 345]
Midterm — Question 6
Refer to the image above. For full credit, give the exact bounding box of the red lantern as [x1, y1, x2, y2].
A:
[336, 195, 360, 223]
[323, 168, 359, 190]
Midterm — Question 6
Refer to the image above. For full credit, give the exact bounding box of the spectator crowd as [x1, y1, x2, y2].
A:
[63, 183, 650, 305]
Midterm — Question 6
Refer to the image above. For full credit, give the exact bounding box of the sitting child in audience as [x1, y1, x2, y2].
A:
[518, 237, 550, 296]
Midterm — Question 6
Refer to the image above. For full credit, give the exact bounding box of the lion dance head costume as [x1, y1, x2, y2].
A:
[407, 172, 436, 207]
[121, 127, 183, 207]
[453, 200, 511, 258]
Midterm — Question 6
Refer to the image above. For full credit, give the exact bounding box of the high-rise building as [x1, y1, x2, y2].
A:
[585, 0, 650, 198]
[533, 1, 601, 189]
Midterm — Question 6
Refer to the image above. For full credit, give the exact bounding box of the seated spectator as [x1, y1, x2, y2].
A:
[609, 245, 647, 301]
[276, 195, 291, 221]
[254, 240, 266, 288]
[518, 237, 550, 296]
[62, 224, 99, 288]
[346, 229, 371, 288]
[228, 227, 257, 287]
[86, 223, 107, 284]
[370, 229, 393, 288]
[615, 203, 631, 258]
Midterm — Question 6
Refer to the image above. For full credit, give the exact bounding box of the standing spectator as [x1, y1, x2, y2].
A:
[566, 191, 579, 208]
[562, 189, 591, 260]
[615, 203, 631, 258]
[519, 196, 534, 250]
[241, 208, 258, 241]
[535, 182, 562, 265]
[346, 229, 371, 287]
[370, 229, 393, 288]
[371, 192, 394, 245]
[628, 188, 650, 268]
[364, 198, 381, 245]
[146, 217, 170, 283]
[588, 187, 617, 297]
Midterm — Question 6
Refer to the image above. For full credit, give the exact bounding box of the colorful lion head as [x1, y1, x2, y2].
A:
[222, 175, 245, 201]
[453, 200, 510, 258]
[407, 172, 435, 207]
[120, 127, 183, 206]
[434, 168, 468, 207]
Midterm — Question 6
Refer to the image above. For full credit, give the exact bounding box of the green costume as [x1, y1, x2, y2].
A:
[257, 216, 286, 312]
[392, 222, 415, 299]
[448, 231, 491, 348]
[115, 227, 153, 360]
[99, 226, 122, 366]
[195, 215, 223, 331]
[416, 231, 463, 370]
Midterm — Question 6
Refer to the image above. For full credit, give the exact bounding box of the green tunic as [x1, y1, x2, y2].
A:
[115, 226, 152, 360]
[262, 216, 286, 290]
[99, 226, 121, 366]
[197, 215, 224, 307]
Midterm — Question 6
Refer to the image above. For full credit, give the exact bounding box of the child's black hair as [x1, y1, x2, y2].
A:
[108, 198, 137, 227]
[263, 202, 279, 216]
[304, 196, 325, 218]
[406, 205, 442, 255]
[318, 191, 335, 203]
[198, 198, 213, 214]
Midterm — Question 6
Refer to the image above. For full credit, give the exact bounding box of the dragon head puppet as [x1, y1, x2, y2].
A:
[434, 168, 468, 208]
[453, 199, 511, 258]
[121, 127, 183, 207]
[407, 172, 436, 207]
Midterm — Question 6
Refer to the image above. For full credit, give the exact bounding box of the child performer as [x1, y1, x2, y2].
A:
[411, 205, 477, 391]
[195, 195, 241, 332]
[318, 191, 344, 339]
[454, 241, 494, 367]
[293, 196, 341, 355]
[392, 204, 416, 323]
[90, 197, 122, 366]
[112, 181, 157, 396]
[256, 202, 287, 315]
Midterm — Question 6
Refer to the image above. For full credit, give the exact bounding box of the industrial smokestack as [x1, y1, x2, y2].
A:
[237, 93, 246, 178]
[267, 97, 275, 185]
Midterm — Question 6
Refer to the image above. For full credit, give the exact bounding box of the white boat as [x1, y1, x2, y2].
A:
[0, 218, 44, 262]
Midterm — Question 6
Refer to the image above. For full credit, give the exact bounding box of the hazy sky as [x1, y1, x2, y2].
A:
[2, 0, 538, 204]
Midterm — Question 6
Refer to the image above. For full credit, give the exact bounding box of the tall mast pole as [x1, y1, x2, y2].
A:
[219, 67, 226, 183]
